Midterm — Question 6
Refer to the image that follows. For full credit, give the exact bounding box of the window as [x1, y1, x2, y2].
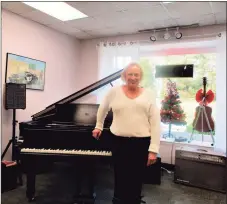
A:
[96, 56, 132, 103]
[140, 53, 216, 144]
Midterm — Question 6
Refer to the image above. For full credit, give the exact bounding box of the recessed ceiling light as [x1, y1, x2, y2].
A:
[22, 2, 88, 21]
[163, 2, 173, 4]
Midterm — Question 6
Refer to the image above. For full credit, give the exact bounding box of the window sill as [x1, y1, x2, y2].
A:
[160, 138, 214, 148]
[160, 138, 215, 164]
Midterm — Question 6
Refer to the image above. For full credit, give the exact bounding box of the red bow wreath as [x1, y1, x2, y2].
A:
[195, 89, 215, 105]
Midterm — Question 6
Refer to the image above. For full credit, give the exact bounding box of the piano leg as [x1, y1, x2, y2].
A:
[26, 173, 36, 202]
[23, 157, 36, 202]
[73, 160, 96, 204]
[88, 161, 96, 202]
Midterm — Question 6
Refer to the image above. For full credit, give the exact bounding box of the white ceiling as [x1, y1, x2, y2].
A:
[2, 1, 226, 40]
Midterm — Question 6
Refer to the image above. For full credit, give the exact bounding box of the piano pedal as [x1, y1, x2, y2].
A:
[140, 199, 146, 204]
[140, 195, 146, 204]
[28, 197, 35, 202]
[73, 194, 95, 204]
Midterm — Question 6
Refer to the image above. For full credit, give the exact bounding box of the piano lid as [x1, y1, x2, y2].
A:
[31, 69, 123, 120]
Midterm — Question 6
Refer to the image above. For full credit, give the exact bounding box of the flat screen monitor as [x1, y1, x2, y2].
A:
[155, 64, 194, 78]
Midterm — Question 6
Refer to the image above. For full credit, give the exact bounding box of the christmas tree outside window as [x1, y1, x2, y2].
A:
[160, 79, 187, 138]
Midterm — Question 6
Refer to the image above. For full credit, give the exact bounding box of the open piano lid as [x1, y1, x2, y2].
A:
[31, 69, 123, 121]
[53, 103, 113, 128]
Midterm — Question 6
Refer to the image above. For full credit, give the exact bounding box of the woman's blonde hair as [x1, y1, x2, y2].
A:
[120, 62, 144, 83]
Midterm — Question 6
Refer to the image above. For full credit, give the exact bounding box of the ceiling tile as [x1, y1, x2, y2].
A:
[164, 2, 212, 18]
[66, 2, 120, 17]
[142, 18, 178, 29]
[72, 32, 93, 40]
[65, 16, 109, 31]
[215, 12, 227, 24]
[210, 2, 226, 14]
[20, 10, 63, 25]
[47, 23, 82, 35]
[67, 1, 161, 18]
[92, 5, 170, 28]
[199, 14, 216, 26]
[119, 5, 170, 22]
[112, 2, 161, 11]
[87, 29, 122, 38]
[175, 13, 216, 26]
[92, 12, 131, 28]
[2, 2, 35, 14]
[175, 18, 197, 27]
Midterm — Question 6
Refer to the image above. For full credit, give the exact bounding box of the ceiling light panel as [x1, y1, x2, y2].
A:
[22, 2, 88, 21]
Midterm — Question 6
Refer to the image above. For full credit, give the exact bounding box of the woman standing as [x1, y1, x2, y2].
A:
[92, 62, 161, 204]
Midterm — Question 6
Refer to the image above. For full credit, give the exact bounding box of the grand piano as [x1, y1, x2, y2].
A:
[19, 69, 123, 203]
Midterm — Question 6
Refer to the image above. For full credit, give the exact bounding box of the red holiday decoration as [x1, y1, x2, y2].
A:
[195, 89, 215, 105]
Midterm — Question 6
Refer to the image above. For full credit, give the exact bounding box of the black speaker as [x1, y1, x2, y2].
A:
[5, 83, 26, 110]
[155, 64, 194, 78]
[174, 147, 226, 193]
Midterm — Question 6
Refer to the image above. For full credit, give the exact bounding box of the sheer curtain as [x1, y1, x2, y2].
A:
[215, 31, 226, 153]
[96, 41, 140, 103]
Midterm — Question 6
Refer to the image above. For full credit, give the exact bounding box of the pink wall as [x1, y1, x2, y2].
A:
[2, 10, 81, 160]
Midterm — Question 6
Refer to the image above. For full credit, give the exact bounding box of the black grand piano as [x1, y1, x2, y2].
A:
[19, 69, 123, 203]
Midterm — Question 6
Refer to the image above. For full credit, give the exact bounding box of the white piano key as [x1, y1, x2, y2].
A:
[20, 148, 112, 156]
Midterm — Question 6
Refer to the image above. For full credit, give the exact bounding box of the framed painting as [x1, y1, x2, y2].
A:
[5, 53, 46, 91]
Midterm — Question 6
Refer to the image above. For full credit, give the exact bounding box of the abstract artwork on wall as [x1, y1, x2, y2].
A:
[5, 53, 46, 91]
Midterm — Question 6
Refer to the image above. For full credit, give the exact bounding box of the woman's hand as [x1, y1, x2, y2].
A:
[92, 128, 102, 140]
[147, 152, 157, 166]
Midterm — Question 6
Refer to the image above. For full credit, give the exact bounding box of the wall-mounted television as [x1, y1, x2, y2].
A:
[155, 64, 194, 78]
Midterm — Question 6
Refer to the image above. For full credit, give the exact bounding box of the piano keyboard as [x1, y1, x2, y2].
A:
[21, 148, 112, 156]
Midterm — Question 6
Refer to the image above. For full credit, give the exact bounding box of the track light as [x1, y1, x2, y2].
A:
[150, 30, 157, 42]
[175, 27, 182, 39]
[163, 28, 171, 40]
[145, 26, 185, 42]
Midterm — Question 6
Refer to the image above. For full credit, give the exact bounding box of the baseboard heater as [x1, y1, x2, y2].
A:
[174, 146, 226, 193]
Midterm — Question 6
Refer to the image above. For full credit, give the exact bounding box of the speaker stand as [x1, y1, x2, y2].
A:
[1, 109, 23, 186]
[2, 109, 18, 161]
